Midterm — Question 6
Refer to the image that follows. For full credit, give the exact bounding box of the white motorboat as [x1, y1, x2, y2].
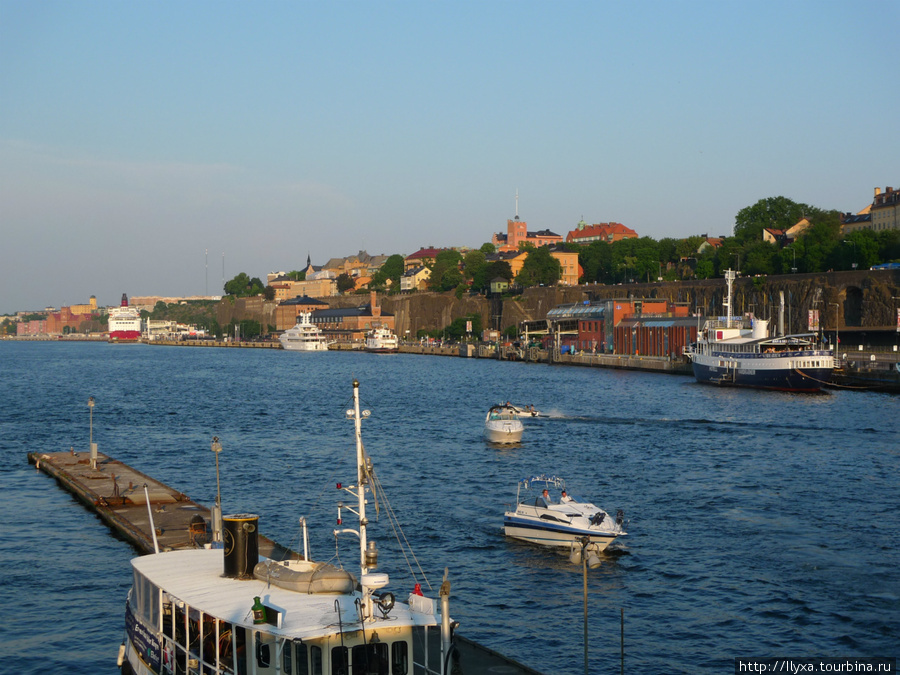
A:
[279, 312, 331, 351]
[365, 326, 399, 353]
[503, 475, 626, 550]
[119, 380, 456, 675]
[509, 404, 541, 419]
[484, 405, 524, 443]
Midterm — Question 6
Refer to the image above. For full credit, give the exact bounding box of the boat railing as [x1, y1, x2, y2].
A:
[702, 317, 749, 330]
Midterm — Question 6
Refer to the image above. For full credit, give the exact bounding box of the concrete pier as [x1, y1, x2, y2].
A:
[26, 449, 293, 559]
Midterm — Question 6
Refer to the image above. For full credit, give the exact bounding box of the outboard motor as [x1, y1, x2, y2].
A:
[616, 510, 625, 526]
[223, 513, 259, 579]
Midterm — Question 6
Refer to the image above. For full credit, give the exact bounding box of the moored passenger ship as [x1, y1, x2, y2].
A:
[108, 294, 142, 343]
[685, 270, 834, 392]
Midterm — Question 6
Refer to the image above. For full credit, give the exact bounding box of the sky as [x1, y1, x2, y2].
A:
[2, 1, 898, 314]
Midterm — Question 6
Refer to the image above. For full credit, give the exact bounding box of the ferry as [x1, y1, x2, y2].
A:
[364, 326, 399, 353]
[119, 380, 456, 675]
[685, 270, 834, 391]
[108, 294, 142, 343]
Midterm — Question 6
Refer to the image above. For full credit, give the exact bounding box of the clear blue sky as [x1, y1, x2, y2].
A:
[2, 1, 897, 314]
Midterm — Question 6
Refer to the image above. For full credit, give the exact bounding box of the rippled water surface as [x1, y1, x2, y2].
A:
[1, 342, 898, 674]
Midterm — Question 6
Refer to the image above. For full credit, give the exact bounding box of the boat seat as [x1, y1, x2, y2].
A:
[189, 515, 208, 546]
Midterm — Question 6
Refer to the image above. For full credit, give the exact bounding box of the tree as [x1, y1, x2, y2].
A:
[479, 242, 496, 255]
[515, 247, 561, 287]
[286, 270, 306, 281]
[733, 196, 810, 244]
[224, 272, 265, 297]
[336, 273, 356, 294]
[370, 254, 405, 290]
[263, 285, 276, 301]
[428, 250, 464, 292]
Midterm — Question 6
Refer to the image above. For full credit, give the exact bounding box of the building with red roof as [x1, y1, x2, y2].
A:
[565, 219, 637, 244]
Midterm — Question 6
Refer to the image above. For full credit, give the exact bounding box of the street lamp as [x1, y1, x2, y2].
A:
[842, 240, 857, 270]
[88, 396, 97, 469]
[570, 537, 602, 675]
[830, 303, 840, 367]
[211, 436, 223, 543]
[790, 247, 797, 274]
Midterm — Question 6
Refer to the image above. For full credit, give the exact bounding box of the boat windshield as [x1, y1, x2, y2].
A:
[516, 475, 568, 503]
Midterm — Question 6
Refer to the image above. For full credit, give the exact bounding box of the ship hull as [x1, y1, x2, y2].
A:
[109, 330, 142, 343]
[691, 355, 833, 392]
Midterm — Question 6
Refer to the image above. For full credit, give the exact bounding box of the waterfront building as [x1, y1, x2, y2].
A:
[310, 291, 394, 342]
[532, 299, 694, 357]
[565, 219, 637, 245]
[275, 295, 330, 332]
[871, 186, 900, 232]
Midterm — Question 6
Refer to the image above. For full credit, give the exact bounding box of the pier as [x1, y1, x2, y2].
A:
[27, 449, 544, 675]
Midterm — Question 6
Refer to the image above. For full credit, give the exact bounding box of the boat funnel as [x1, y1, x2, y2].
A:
[223, 513, 259, 579]
[752, 319, 769, 340]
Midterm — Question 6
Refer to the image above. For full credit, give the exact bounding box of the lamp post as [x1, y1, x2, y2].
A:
[88, 396, 97, 469]
[211, 436, 223, 543]
[830, 303, 840, 367]
[790, 246, 797, 274]
[842, 240, 857, 270]
[570, 537, 602, 675]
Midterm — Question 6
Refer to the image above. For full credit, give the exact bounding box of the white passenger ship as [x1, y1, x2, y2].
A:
[109, 294, 142, 343]
[119, 380, 455, 675]
[364, 326, 399, 353]
[685, 270, 834, 392]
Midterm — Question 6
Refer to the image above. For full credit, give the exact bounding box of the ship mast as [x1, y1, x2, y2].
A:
[724, 269, 736, 328]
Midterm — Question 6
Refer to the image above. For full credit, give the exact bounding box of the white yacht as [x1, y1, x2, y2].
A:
[484, 404, 524, 444]
[119, 380, 456, 675]
[503, 475, 626, 550]
[279, 313, 330, 351]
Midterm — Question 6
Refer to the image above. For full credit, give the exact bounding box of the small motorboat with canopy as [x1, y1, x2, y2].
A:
[503, 475, 626, 550]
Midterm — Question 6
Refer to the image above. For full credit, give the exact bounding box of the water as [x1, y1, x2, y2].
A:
[1, 342, 898, 674]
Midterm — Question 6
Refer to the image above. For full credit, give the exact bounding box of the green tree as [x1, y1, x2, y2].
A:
[428, 250, 464, 292]
[336, 273, 356, 294]
[733, 196, 809, 244]
[479, 242, 496, 255]
[263, 285, 276, 301]
[286, 270, 306, 281]
[462, 250, 486, 281]
[515, 247, 561, 287]
[370, 254, 405, 290]
[445, 312, 483, 340]
[224, 273, 265, 297]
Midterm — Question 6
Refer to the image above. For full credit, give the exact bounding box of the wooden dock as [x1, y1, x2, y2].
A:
[27, 449, 545, 675]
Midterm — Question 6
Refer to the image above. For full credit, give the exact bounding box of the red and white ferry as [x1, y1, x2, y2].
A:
[108, 294, 142, 343]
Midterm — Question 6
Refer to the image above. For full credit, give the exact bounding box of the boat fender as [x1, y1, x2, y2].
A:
[376, 591, 395, 614]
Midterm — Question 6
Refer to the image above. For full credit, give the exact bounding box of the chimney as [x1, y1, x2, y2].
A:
[370, 291, 381, 318]
[875, 187, 881, 197]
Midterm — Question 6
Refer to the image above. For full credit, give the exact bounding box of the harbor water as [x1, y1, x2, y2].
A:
[1, 342, 898, 674]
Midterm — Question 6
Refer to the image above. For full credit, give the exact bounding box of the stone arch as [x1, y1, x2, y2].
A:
[844, 286, 863, 327]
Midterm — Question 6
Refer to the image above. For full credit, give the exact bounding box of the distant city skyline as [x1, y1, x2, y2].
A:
[2, 1, 898, 314]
